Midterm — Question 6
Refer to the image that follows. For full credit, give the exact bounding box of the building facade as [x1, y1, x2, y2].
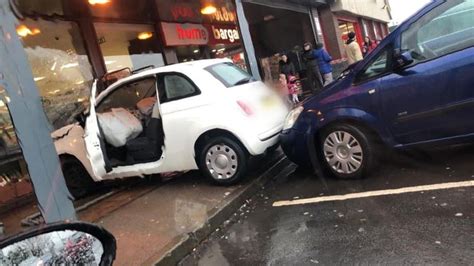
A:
[319, 0, 392, 59]
[0, 0, 390, 211]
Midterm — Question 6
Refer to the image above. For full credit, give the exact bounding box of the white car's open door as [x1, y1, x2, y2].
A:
[84, 80, 112, 180]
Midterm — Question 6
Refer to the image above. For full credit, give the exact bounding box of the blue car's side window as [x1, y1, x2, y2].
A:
[358, 50, 389, 81]
[401, 0, 474, 64]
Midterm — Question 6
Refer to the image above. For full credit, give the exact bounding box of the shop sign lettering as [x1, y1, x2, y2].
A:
[177, 25, 207, 41]
[161, 22, 209, 46]
[211, 26, 240, 43]
[171, 5, 196, 21]
[211, 7, 236, 23]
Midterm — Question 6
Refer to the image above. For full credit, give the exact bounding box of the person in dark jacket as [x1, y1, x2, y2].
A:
[302, 42, 323, 93]
[314, 43, 333, 85]
[279, 54, 296, 77]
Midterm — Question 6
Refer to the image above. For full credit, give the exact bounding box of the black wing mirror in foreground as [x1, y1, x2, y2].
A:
[0, 222, 116, 266]
[394, 51, 414, 70]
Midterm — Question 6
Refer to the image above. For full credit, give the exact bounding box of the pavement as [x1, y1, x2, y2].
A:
[79, 150, 291, 266]
[180, 145, 474, 265]
[0, 149, 292, 266]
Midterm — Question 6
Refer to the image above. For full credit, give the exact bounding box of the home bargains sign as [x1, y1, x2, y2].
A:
[161, 22, 241, 46]
[161, 22, 209, 46]
[206, 25, 240, 45]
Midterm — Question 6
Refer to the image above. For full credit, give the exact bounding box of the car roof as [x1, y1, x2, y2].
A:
[134, 58, 230, 77]
[102, 58, 231, 91]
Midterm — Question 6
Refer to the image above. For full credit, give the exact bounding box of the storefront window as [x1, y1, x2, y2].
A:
[210, 44, 247, 71]
[176, 45, 208, 62]
[373, 22, 381, 41]
[88, 0, 153, 21]
[339, 20, 363, 48]
[362, 19, 370, 38]
[16, 0, 64, 16]
[0, 88, 33, 235]
[20, 19, 94, 130]
[94, 23, 165, 72]
[312, 9, 326, 46]
[339, 21, 356, 42]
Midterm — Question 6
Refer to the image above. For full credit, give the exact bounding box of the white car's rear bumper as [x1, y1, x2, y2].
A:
[244, 124, 283, 156]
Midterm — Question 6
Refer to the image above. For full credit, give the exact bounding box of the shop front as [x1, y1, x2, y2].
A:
[237, 0, 328, 92]
[157, 0, 247, 69]
[337, 16, 364, 48]
[14, 0, 249, 129]
[0, 0, 248, 214]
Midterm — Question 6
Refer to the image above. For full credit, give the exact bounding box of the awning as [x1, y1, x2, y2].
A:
[243, 0, 329, 13]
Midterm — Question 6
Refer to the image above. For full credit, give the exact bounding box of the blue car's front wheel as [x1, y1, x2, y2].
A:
[320, 124, 377, 179]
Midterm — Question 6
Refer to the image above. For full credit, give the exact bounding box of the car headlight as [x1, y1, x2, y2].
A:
[283, 106, 304, 130]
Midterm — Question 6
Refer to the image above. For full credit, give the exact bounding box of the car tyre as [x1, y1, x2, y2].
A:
[319, 124, 377, 179]
[60, 157, 96, 199]
[199, 136, 248, 185]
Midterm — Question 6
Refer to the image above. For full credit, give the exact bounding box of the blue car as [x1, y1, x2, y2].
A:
[280, 0, 474, 179]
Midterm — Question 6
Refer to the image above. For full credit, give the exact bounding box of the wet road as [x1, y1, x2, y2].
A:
[180, 145, 474, 265]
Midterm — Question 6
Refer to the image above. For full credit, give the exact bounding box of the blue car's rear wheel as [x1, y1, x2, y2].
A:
[320, 124, 377, 179]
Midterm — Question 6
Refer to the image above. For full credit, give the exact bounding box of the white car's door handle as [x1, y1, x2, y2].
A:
[368, 89, 376, 95]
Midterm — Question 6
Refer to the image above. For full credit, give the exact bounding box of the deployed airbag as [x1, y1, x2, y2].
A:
[98, 108, 143, 147]
[137, 97, 157, 116]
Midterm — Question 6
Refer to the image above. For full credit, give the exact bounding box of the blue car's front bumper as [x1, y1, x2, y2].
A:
[279, 128, 312, 167]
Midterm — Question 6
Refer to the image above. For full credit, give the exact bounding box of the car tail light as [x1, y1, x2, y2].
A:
[237, 100, 253, 116]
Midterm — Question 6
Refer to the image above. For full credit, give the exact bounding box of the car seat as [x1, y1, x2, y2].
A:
[125, 103, 164, 164]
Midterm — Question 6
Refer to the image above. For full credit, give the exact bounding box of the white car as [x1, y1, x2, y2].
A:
[52, 59, 288, 197]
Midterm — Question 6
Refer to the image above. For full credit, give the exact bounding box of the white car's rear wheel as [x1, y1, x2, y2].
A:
[199, 136, 248, 185]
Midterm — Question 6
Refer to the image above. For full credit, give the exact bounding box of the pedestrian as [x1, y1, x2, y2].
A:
[302, 42, 324, 93]
[362, 36, 377, 57]
[345, 31, 363, 65]
[314, 43, 334, 85]
[277, 74, 292, 107]
[287, 75, 300, 104]
[279, 54, 296, 77]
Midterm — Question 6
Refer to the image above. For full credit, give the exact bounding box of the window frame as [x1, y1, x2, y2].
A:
[400, 0, 474, 67]
[354, 44, 394, 85]
[157, 72, 201, 104]
[95, 75, 158, 113]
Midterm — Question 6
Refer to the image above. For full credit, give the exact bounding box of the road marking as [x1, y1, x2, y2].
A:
[272, 180, 474, 207]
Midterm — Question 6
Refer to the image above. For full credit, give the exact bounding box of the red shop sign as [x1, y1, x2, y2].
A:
[206, 25, 241, 45]
[161, 22, 209, 46]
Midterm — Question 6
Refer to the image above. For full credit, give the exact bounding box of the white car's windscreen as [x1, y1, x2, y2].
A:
[206, 63, 254, 88]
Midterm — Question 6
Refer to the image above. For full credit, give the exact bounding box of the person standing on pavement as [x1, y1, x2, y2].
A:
[279, 54, 296, 78]
[287, 75, 300, 104]
[302, 42, 324, 93]
[362, 36, 377, 57]
[314, 43, 334, 85]
[345, 32, 363, 65]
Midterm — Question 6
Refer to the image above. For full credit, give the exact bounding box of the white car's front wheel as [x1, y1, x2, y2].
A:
[199, 136, 248, 185]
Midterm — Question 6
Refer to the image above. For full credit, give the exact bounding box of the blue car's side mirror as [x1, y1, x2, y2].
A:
[394, 51, 414, 70]
[0, 222, 116, 266]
